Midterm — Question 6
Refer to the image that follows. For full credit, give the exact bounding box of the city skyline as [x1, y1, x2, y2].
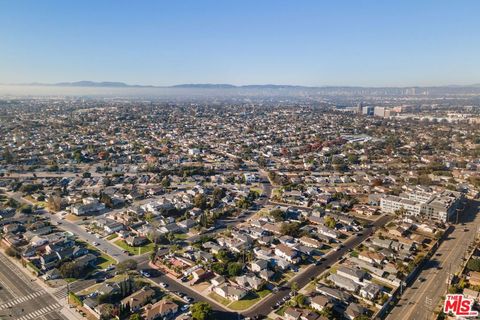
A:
[1, 0, 480, 87]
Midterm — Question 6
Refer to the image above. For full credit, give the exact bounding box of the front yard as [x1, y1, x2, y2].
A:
[228, 289, 271, 310]
[113, 239, 155, 255]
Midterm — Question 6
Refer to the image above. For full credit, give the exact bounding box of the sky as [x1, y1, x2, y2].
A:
[0, 0, 479, 87]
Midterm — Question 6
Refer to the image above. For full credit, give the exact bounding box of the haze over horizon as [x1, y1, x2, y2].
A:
[1, 0, 480, 87]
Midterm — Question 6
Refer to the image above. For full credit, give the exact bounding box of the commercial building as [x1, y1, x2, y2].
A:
[380, 190, 464, 223]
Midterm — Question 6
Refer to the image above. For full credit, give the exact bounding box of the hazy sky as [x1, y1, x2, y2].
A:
[1, 0, 479, 87]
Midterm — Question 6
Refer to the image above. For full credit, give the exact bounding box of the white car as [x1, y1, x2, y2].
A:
[159, 282, 168, 288]
[93, 242, 99, 246]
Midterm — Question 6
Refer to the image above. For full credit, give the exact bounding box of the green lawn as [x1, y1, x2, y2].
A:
[79, 241, 116, 268]
[114, 239, 155, 255]
[174, 233, 188, 240]
[96, 252, 116, 269]
[106, 233, 118, 240]
[208, 292, 230, 306]
[228, 289, 271, 310]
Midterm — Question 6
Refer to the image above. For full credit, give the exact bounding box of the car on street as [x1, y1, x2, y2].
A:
[140, 270, 151, 278]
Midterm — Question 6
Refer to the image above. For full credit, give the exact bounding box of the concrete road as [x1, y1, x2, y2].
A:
[0, 252, 67, 320]
[49, 213, 130, 262]
[386, 200, 480, 320]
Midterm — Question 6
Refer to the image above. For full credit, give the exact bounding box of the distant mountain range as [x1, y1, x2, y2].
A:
[19, 81, 154, 88]
[9, 81, 480, 89]
[3, 81, 480, 97]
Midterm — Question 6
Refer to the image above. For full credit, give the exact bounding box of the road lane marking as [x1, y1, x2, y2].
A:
[16, 303, 61, 320]
[0, 291, 46, 310]
[399, 223, 474, 320]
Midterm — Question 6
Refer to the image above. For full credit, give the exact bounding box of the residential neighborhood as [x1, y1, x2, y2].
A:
[0, 95, 480, 320]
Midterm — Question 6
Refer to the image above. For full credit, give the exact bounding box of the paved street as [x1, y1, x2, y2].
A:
[242, 214, 393, 318]
[386, 199, 480, 320]
[0, 252, 67, 320]
[49, 213, 129, 262]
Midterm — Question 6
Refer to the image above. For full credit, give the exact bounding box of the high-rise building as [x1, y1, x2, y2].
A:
[362, 106, 374, 116]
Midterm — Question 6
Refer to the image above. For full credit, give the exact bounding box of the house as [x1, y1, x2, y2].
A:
[235, 274, 264, 290]
[317, 226, 339, 239]
[42, 268, 62, 281]
[191, 268, 212, 284]
[250, 259, 269, 272]
[178, 219, 197, 230]
[71, 197, 105, 215]
[327, 274, 359, 292]
[299, 236, 323, 248]
[274, 244, 299, 263]
[336, 266, 367, 282]
[358, 251, 384, 265]
[213, 284, 248, 301]
[158, 223, 182, 234]
[125, 235, 147, 247]
[258, 269, 275, 281]
[345, 303, 366, 320]
[143, 299, 178, 320]
[310, 295, 331, 312]
[121, 287, 155, 312]
[40, 252, 60, 270]
[55, 245, 89, 261]
[211, 275, 226, 287]
[73, 253, 97, 269]
[371, 238, 393, 249]
[284, 307, 302, 320]
[316, 285, 352, 302]
[104, 219, 124, 234]
[360, 283, 382, 300]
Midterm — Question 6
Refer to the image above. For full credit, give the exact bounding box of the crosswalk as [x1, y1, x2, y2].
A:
[16, 303, 62, 320]
[0, 291, 47, 310]
[52, 287, 67, 300]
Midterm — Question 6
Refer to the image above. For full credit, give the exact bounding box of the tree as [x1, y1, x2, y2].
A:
[60, 262, 87, 278]
[212, 187, 225, 201]
[149, 244, 158, 262]
[467, 259, 480, 272]
[269, 209, 285, 222]
[324, 216, 336, 229]
[116, 259, 137, 273]
[48, 195, 63, 211]
[2, 148, 13, 163]
[17, 204, 33, 214]
[99, 303, 116, 320]
[161, 176, 171, 188]
[227, 262, 243, 277]
[5, 246, 20, 258]
[191, 302, 212, 320]
[129, 314, 141, 320]
[320, 305, 333, 318]
[194, 194, 207, 210]
[354, 316, 371, 320]
[292, 293, 306, 307]
[280, 222, 301, 237]
[291, 281, 299, 296]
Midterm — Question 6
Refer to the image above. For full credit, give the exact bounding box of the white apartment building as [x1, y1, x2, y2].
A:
[380, 190, 464, 223]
